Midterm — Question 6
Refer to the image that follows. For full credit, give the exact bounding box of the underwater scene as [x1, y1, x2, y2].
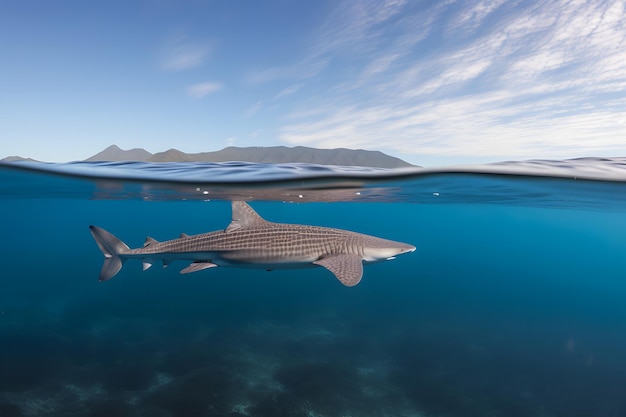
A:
[1, 159, 626, 417]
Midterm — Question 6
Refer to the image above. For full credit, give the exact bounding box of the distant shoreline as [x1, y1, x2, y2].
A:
[4, 144, 416, 169]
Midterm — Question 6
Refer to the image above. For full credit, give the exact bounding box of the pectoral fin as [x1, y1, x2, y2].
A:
[180, 261, 218, 274]
[314, 254, 363, 287]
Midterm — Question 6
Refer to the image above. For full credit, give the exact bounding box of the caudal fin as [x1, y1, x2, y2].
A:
[89, 225, 130, 281]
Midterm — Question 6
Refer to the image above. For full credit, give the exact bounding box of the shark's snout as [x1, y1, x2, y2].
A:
[363, 241, 416, 261]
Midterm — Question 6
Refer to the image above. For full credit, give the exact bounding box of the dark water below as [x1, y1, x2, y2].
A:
[1, 160, 626, 417]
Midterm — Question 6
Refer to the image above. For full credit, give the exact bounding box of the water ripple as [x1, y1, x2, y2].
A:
[3, 158, 626, 208]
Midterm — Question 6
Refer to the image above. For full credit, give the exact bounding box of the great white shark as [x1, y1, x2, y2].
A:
[89, 201, 415, 286]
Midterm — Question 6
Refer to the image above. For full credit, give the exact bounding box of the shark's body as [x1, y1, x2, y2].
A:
[89, 201, 415, 286]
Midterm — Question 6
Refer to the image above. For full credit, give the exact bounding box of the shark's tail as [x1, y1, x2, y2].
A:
[89, 225, 130, 281]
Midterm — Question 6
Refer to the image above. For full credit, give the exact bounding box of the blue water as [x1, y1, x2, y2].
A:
[2, 160, 626, 417]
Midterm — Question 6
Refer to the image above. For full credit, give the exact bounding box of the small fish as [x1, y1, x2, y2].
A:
[90, 201, 415, 286]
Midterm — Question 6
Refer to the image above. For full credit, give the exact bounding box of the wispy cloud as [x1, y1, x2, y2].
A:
[186, 82, 223, 98]
[245, 100, 263, 117]
[277, 0, 626, 162]
[274, 83, 304, 100]
[247, 59, 328, 84]
[161, 34, 213, 71]
[248, 0, 407, 85]
[447, 0, 507, 35]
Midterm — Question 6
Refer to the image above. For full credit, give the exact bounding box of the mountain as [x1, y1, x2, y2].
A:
[2, 145, 415, 168]
[88, 145, 414, 168]
[85, 145, 152, 162]
[0, 156, 38, 162]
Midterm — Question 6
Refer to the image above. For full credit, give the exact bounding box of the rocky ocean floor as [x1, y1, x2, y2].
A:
[3, 299, 619, 417]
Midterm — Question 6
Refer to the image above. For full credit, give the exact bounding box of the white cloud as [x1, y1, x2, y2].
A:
[186, 82, 223, 98]
[161, 35, 213, 71]
[281, 95, 626, 158]
[277, 0, 626, 161]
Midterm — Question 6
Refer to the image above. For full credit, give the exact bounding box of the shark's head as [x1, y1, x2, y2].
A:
[361, 236, 416, 262]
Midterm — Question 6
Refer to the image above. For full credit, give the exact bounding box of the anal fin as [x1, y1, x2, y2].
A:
[180, 261, 218, 274]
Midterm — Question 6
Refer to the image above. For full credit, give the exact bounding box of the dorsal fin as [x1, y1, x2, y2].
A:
[225, 201, 268, 233]
[144, 237, 158, 247]
[179, 233, 189, 238]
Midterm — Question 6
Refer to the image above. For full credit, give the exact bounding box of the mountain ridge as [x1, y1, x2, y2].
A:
[2, 144, 416, 168]
[85, 145, 152, 162]
[85, 145, 415, 168]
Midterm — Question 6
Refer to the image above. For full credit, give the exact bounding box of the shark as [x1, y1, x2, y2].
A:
[89, 201, 415, 286]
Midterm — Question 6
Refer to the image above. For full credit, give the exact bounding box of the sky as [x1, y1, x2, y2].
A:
[1, 0, 625, 166]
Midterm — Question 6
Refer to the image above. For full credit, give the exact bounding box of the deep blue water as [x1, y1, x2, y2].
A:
[2, 160, 626, 417]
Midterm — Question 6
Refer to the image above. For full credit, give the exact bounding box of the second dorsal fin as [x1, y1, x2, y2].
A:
[225, 201, 268, 233]
[144, 237, 158, 247]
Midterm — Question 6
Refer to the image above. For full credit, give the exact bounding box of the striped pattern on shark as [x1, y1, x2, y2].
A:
[89, 201, 415, 286]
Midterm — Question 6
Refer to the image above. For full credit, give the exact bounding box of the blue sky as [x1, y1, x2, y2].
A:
[1, 0, 625, 166]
